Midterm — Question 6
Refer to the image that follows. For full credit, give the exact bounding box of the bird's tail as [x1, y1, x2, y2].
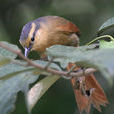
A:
[67, 63, 108, 114]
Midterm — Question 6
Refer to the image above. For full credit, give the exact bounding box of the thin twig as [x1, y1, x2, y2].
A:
[0, 42, 97, 78]
[44, 57, 54, 70]
[67, 64, 77, 75]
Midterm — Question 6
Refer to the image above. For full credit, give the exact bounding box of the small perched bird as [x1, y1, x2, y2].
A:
[19, 16, 108, 114]
[19, 16, 80, 57]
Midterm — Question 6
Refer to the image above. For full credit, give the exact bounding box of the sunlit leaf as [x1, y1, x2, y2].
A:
[27, 75, 60, 112]
[99, 40, 114, 49]
[26, 60, 61, 113]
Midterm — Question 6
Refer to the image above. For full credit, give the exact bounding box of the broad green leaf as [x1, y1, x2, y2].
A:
[0, 60, 61, 114]
[99, 40, 114, 49]
[47, 45, 114, 85]
[98, 17, 114, 36]
[0, 42, 19, 66]
[0, 41, 19, 59]
[27, 75, 60, 112]
[0, 63, 39, 114]
[0, 55, 11, 66]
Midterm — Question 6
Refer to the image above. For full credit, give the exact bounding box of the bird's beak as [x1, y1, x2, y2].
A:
[25, 46, 31, 57]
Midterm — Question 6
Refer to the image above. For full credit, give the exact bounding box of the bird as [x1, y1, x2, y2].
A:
[19, 16, 108, 114]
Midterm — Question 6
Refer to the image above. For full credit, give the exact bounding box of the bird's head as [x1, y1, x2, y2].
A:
[19, 21, 40, 57]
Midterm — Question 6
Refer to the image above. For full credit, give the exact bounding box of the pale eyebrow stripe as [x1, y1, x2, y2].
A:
[33, 22, 40, 38]
[28, 22, 36, 38]
[26, 22, 36, 47]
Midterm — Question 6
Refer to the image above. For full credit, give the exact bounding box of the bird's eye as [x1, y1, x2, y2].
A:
[31, 37, 34, 41]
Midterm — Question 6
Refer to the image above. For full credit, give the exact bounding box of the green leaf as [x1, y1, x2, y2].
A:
[0, 42, 19, 66]
[0, 59, 61, 114]
[99, 40, 114, 49]
[98, 17, 114, 36]
[0, 41, 19, 59]
[27, 75, 60, 112]
[47, 45, 114, 85]
[0, 55, 11, 66]
[0, 42, 62, 114]
[0, 63, 39, 114]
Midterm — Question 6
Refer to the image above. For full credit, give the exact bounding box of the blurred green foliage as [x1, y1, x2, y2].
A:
[0, 0, 114, 114]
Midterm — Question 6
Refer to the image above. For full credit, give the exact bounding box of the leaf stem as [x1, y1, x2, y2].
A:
[86, 35, 114, 45]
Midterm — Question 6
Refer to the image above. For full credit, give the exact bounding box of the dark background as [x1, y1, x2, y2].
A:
[0, 0, 114, 114]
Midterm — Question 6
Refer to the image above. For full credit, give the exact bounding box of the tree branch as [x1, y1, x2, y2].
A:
[0, 42, 97, 78]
